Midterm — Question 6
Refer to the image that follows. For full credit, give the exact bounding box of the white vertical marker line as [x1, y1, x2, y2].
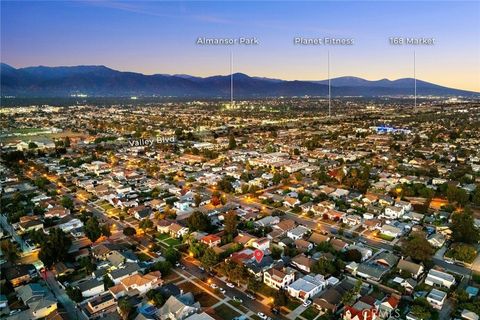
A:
[414, 50, 417, 108]
[328, 50, 331, 117]
[230, 51, 234, 108]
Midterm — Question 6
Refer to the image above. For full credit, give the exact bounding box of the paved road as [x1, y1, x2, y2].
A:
[45, 270, 87, 320]
[181, 257, 287, 320]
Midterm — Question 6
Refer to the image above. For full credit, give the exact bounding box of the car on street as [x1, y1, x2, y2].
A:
[226, 282, 235, 288]
[246, 293, 255, 300]
[219, 288, 226, 294]
[257, 312, 268, 320]
[210, 283, 218, 289]
[233, 296, 243, 303]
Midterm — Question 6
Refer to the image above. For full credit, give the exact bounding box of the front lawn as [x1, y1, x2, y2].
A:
[377, 233, 395, 241]
[157, 233, 170, 241]
[164, 237, 181, 247]
[257, 283, 276, 297]
[213, 304, 240, 320]
[195, 291, 219, 307]
[301, 306, 320, 320]
[286, 298, 301, 311]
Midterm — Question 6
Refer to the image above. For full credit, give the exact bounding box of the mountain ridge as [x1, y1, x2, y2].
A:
[1, 63, 477, 98]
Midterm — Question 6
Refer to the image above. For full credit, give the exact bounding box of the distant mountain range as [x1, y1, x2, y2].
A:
[1, 63, 477, 98]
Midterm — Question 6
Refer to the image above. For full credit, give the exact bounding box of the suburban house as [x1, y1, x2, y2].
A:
[44, 206, 70, 219]
[85, 292, 117, 318]
[201, 234, 221, 248]
[380, 224, 403, 238]
[378, 295, 400, 317]
[168, 223, 189, 238]
[383, 206, 404, 219]
[427, 288, 447, 310]
[128, 205, 152, 220]
[397, 259, 424, 279]
[109, 271, 163, 298]
[287, 274, 326, 302]
[342, 306, 378, 320]
[425, 269, 456, 289]
[76, 278, 105, 298]
[158, 292, 201, 320]
[250, 237, 271, 252]
[12, 283, 58, 319]
[287, 225, 310, 240]
[263, 267, 296, 290]
[291, 254, 314, 273]
[108, 262, 140, 284]
[428, 233, 446, 248]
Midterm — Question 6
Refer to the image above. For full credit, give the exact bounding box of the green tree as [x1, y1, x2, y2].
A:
[344, 249, 363, 263]
[38, 228, 72, 268]
[118, 298, 133, 320]
[66, 286, 83, 303]
[247, 277, 262, 293]
[311, 258, 336, 276]
[200, 247, 219, 271]
[0, 240, 19, 262]
[164, 248, 180, 265]
[447, 243, 477, 263]
[228, 134, 237, 150]
[273, 289, 288, 307]
[60, 196, 74, 210]
[146, 289, 165, 307]
[85, 217, 102, 242]
[194, 194, 202, 207]
[103, 274, 114, 290]
[224, 211, 238, 236]
[402, 232, 435, 263]
[28, 142, 38, 149]
[139, 219, 154, 232]
[101, 224, 111, 237]
[341, 280, 362, 306]
[451, 209, 480, 244]
[151, 260, 173, 276]
[187, 211, 211, 232]
[123, 227, 136, 237]
[79, 257, 96, 274]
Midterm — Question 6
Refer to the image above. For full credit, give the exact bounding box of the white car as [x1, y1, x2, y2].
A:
[257, 312, 267, 320]
[219, 288, 226, 294]
[226, 282, 235, 288]
[233, 296, 243, 303]
[303, 299, 312, 307]
[246, 293, 255, 300]
[210, 284, 218, 289]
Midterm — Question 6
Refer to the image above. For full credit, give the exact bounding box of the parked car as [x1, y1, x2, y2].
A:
[233, 296, 243, 303]
[257, 312, 267, 320]
[246, 293, 255, 300]
[210, 283, 218, 289]
[219, 288, 226, 294]
[226, 282, 235, 288]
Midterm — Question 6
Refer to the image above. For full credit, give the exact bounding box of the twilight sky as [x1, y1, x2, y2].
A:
[1, 1, 479, 91]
